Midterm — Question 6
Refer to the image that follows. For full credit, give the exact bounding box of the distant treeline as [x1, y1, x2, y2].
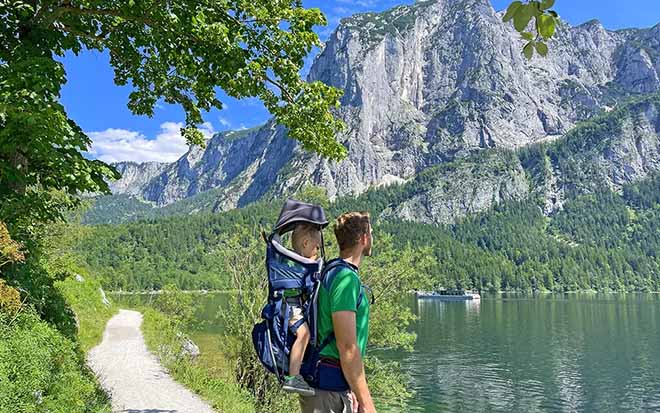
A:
[76, 171, 660, 292]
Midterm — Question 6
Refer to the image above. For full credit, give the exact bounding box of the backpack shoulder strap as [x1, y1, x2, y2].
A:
[320, 259, 364, 305]
[320, 258, 348, 291]
[316, 259, 365, 353]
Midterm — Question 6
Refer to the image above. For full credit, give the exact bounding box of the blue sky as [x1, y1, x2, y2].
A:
[60, 0, 660, 163]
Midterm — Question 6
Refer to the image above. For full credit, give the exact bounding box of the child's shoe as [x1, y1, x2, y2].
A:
[283, 375, 316, 397]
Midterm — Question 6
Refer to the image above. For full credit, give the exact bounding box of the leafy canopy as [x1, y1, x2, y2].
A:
[0, 0, 345, 231]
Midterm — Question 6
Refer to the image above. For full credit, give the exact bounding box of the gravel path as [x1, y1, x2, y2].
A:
[88, 309, 215, 413]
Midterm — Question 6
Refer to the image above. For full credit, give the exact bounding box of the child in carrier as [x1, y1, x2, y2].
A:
[282, 222, 321, 396]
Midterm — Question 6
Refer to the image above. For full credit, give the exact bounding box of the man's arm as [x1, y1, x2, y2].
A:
[332, 310, 376, 413]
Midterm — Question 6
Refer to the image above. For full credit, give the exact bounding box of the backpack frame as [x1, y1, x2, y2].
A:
[251, 199, 328, 382]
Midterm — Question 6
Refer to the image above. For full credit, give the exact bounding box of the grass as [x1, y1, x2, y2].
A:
[56, 273, 118, 352]
[0, 270, 115, 413]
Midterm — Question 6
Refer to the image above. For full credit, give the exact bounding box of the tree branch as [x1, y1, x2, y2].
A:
[264, 75, 295, 103]
[55, 4, 156, 26]
[32, 0, 59, 26]
[35, 0, 70, 29]
[45, 3, 299, 115]
[59, 24, 107, 43]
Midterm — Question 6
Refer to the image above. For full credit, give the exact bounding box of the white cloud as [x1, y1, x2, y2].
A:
[87, 121, 216, 163]
[335, 0, 378, 7]
[219, 116, 231, 128]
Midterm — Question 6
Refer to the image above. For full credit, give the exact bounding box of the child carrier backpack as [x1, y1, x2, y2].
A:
[251, 199, 328, 383]
[252, 199, 366, 392]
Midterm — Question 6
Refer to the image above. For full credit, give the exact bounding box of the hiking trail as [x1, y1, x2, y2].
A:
[88, 309, 215, 413]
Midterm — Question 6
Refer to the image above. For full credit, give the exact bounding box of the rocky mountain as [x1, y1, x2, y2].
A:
[109, 161, 167, 196]
[103, 0, 660, 224]
[384, 94, 660, 224]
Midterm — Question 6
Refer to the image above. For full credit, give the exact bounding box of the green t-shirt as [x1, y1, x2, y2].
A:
[317, 261, 370, 359]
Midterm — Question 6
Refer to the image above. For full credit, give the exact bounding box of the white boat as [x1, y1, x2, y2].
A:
[415, 289, 481, 301]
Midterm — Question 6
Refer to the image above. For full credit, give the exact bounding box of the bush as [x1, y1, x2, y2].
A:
[0, 308, 110, 413]
[153, 284, 195, 327]
[0, 279, 21, 316]
[0, 221, 24, 268]
[217, 228, 429, 412]
[216, 230, 297, 413]
[13, 260, 78, 334]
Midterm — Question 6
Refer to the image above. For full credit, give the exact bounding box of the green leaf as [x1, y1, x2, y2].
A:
[538, 14, 556, 39]
[521, 31, 534, 41]
[523, 42, 534, 59]
[540, 0, 556, 10]
[182, 127, 206, 146]
[503, 1, 522, 22]
[530, 1, 543, 17]
[513, 4, 533, 32]
[535, 41, 548, 57]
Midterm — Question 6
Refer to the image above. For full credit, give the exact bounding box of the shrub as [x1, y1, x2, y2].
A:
[141, 307, 255, 413]
[0, 308, 110, 413]
[0, 279, 21, 316]
[0, 221, 24, 268]
[154, 284, 195, 327]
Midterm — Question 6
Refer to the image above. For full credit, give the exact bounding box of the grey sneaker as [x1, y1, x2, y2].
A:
[283, 375, 316, 397]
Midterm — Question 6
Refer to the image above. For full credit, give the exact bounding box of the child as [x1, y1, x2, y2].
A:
[282, 222, 321, 396]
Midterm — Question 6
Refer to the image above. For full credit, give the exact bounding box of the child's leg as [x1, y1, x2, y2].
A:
[288, 322, 310, 376]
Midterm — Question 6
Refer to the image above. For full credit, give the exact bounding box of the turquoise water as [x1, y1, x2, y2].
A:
[389, 294, 660, 412]
[114, 292, 660, 412]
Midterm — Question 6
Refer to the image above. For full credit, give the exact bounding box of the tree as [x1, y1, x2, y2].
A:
[0, 0, 345, 232]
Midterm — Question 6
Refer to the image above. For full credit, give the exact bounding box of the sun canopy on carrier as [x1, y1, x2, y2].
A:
[273, 199, 329, 235]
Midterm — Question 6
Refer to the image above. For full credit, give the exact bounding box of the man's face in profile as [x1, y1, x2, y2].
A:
[363, 224, 373, 257]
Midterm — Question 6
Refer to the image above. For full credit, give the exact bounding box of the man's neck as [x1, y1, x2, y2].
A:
[339, 248, 362, 269]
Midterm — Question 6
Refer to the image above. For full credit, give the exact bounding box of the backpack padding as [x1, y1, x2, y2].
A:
[270, 234, 321, 266]
[320, 259, 365, 308]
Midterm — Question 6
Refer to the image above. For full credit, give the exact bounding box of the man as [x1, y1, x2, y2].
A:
[301, 212, 376, 413]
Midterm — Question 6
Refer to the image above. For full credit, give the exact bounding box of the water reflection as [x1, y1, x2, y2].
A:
[389, 294, 660, 412]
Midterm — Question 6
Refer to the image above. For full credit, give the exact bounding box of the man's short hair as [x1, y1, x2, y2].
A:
[292, 223, 321, 253]
[334, 212, 371, 251]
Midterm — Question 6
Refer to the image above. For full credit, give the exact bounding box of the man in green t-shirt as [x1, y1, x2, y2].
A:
[300, 212, 376, 413]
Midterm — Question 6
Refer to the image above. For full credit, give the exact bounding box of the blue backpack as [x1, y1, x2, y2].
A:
[251, 199, 328, 382]
[251, 200, 363, 392]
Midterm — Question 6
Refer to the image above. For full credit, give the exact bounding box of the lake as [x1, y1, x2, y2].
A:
[114, 292, 660, 412]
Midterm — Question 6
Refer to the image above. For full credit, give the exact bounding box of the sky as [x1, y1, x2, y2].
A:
[59, 0, 660, 163]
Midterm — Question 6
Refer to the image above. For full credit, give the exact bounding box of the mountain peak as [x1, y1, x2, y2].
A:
[107, 5, 660, 218]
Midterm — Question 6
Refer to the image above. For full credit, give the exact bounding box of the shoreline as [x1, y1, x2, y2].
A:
[108, 289, 233, 295]
[108, 289, 660, 295]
